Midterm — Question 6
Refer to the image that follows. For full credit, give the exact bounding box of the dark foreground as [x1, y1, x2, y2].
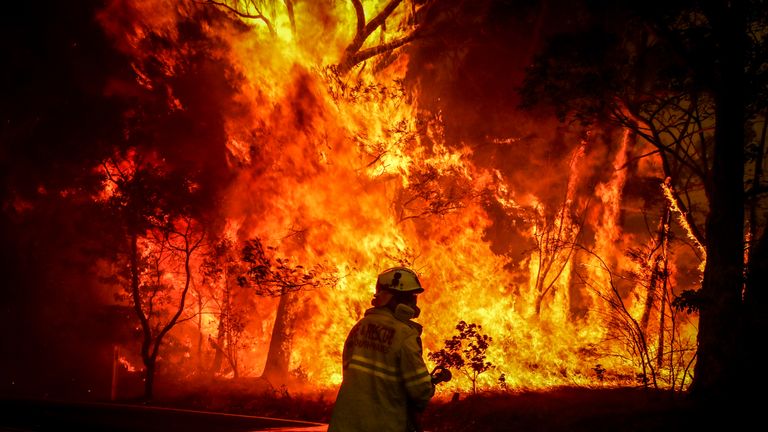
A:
[0, 399, 326, 432]
[1, 387, 758, 432]
[421, 387, 751, 432]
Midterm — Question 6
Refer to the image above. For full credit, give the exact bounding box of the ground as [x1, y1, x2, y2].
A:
[3, 383, 756, 431]
[153, 381, 754, 431]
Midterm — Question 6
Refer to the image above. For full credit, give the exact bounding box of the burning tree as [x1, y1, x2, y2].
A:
[238, 238, 338, 385]
[200, 238, 252, 378]
[575, 243, 697, 392]
[92, 2, 244, 398]
[101, 154, 207, 400]
[525, 144, 589, 317]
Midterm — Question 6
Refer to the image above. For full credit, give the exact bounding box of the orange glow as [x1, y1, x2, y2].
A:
[119, 356, 138, 372]
[96, 0, 700, 394]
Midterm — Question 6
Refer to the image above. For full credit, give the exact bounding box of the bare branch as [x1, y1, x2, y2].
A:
[350, 0, 366, 48]
[200, 0, 275, 35]
[344, 33, 419, 71]
[338, 0, 420, 73]
[363, 0, 404, 41]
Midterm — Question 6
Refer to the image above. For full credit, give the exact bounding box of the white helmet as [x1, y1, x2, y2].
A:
[375, 267, 424, 294]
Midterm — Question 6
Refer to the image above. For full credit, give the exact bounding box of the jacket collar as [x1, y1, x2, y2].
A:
[365, 306, 423, 331]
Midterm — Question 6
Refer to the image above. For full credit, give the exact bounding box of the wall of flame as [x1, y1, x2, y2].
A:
[96, 0, 700, 393]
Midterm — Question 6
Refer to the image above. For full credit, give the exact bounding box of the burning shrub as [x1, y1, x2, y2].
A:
[428, 321, 494, 394]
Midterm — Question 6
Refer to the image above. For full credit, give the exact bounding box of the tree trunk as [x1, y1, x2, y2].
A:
[744, 113, 767, 389]
[130, 232, 155, 401]
[641, 208, 670, 332]
[690, 0, 746, 401]
[744, 229, 768, 388]
[197, 293, 203, 372]
[144, 358, 156, 400]
[261, 291, 296, 384]
[656, 251, 668, 371]
[210, 314, 226, 375]
[224, 278, 239, 378]
[210, 265, 231, 376]
[534, 291, 544, 316]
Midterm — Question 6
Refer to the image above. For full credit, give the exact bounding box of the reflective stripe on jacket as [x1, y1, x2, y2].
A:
[328, 307, 434, 432]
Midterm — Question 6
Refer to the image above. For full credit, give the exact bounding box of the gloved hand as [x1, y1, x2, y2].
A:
[431, 366, 452, 385]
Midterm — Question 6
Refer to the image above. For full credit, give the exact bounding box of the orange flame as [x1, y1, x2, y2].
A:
[95, 0, 700, 394]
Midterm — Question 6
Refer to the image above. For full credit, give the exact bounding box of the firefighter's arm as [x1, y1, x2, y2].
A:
[400, 330, 435, 411]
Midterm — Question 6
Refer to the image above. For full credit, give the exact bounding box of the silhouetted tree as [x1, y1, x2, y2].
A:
[521, 0, 768, 400]
[102, 154, 207, 400]
[429, 320, 493, 394]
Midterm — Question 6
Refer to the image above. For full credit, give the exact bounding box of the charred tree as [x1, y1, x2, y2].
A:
[744, 111, 768, 390]
[744, 225, 768, 385]
[206, 276, 238, 377]
[655, 214, 671, 372]
[141, 218, 204, 399]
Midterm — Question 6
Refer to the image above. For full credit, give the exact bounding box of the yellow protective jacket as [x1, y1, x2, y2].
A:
[328, 306, 435, 432]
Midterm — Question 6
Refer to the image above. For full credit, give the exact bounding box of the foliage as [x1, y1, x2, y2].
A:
[428, 320, 493, 394]
[237, 238, 338, 296]
[671, 289, 703, 314]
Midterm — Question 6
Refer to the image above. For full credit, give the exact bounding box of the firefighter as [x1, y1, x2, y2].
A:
[328, 267, 435, 432]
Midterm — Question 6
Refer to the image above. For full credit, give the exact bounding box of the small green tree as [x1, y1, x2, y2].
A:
[428, 321, 493, 394]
